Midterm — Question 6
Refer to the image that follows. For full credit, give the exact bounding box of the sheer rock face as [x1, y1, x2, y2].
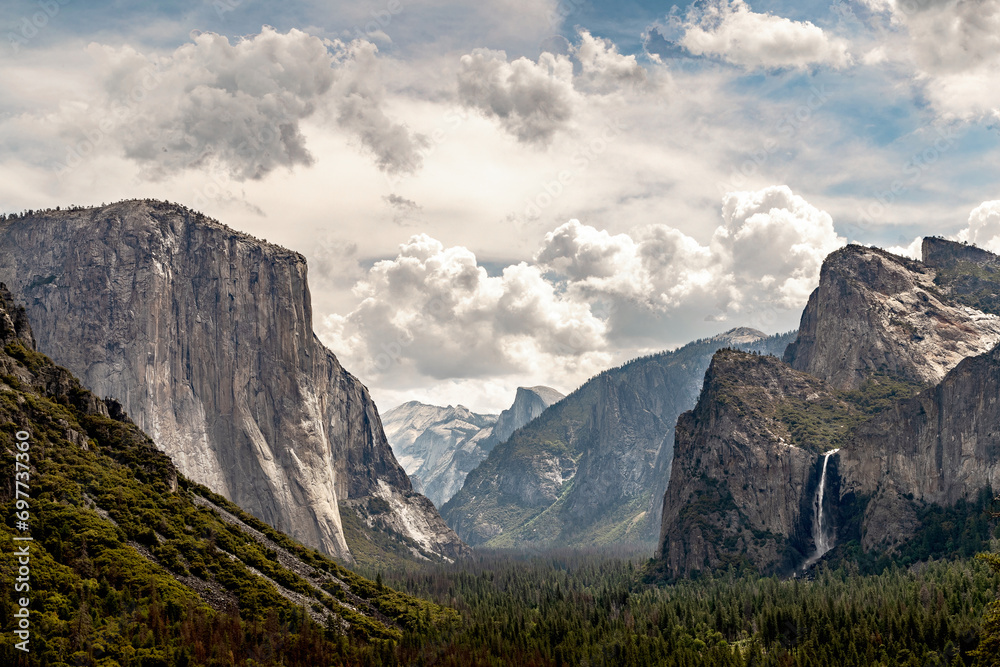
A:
[783, 244, 1000, 390]
[0, 283, 35, 350]
[383, 386, 563, 508]
[840, 342, 1000, 552]
[490, 386, 565, 444]
[0, 201, 466, 562]
[656, 351, 837, 578]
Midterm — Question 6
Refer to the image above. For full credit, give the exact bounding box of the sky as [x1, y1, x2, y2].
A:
[2, 0, 1000, 413]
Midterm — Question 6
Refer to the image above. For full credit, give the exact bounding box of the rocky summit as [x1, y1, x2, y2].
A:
[784, 242, 1000, 390]
[442, 328, 795, 549]
[383, 386, 564, 507]
[0, 200, 466, 565]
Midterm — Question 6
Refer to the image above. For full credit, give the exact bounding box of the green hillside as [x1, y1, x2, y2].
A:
[0, 287, 455, 666]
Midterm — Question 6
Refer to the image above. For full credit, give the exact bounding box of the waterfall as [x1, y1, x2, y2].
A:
[803, 448, 840, 570]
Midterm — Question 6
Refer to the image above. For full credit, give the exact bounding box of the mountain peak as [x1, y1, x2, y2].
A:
[784, 238, 1000, 389]
[516, 385, 565, 407]
[712, 327, 767, 345]
[493, 385, 566, 444]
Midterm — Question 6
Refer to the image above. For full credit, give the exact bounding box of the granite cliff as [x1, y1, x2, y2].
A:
[490, 386, 565, 444]
[784, 243, 1000, 389]
[838, 341, 1000, 552]
[383, 386, 563, 507]
[442, 328, 795, 549]
[0, 200, 466, 564]
[656, 239, 1000, 578]
[656, 350, 851, 577]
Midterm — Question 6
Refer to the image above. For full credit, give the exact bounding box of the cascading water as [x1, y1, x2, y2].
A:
[803, 448, 840, 570]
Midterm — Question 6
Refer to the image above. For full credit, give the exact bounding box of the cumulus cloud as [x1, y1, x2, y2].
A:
[82, 28, 331, 180]
[324, 186, 844, 390]
[679, 0, 853, 70]
[957, 201, 1000, 253]
[573, 30, 649, 93]
[536, 186, 844, 322]
[322, 234, 611, 383]
[457, 48, 577, 145]
[862, 0, 1000, 120]
[884, 237, 923, 260]
[70, 28, 425, 180]
[714, 186, 845, 310]
[330, 39, 429, 174]
[456, 30, 656, 144]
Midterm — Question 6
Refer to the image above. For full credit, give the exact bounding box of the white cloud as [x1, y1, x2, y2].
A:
[536, 185, 845, 325]
[323, 186, 844, 407]
[957, 200, 1000, 253]
[456, 29, 659, 146]
[714, 186, 845, 310]
[885, 236, 923, 260]
[862, 0, 1000, 120]
[573, 30, 649, 93]
[457, 48, 578, 145]
[49, 28, 426, 180]
[321, 234, 611, 387]
[329, 39, 429, 174]
[680, 0, 853, 70]
[83, 28, 332, 180]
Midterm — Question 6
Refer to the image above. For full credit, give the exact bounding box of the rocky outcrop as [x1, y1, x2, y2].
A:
[839, 341, 1000, 551]
[0, 200, 466, 563]
[383, 386, 564, 507]
[442, 329, 796, 549]
[784, 244, 1000, 390]
[656, 350, 850, 578]
[0, 283, 35, 350]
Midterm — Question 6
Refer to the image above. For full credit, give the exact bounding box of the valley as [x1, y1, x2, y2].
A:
[1, 204, 999, 666]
